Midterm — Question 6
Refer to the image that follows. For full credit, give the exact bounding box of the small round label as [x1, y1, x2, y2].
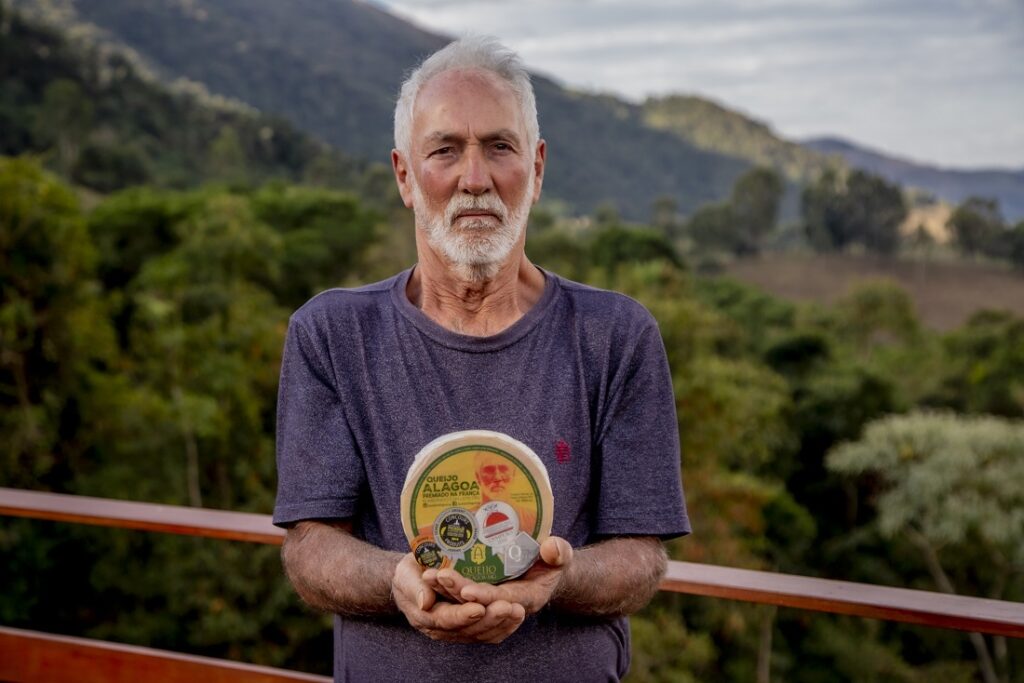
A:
[475, 501, 520, 548]
[413, 540, 445, 569]
[433, 507, 477, 552]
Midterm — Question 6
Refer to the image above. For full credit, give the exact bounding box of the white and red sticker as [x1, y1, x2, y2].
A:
[475, 501, 520, 548]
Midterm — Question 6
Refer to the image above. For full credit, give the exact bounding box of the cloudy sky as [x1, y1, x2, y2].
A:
[373, 0, 1024, 170]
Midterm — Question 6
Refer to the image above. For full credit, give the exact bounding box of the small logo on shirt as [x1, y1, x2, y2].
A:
[555, 439, 571, 464]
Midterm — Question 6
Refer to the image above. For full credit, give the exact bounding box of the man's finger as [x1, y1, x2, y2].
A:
[428, 600, 486, 631]
[417, 587, 435, 611]
[464, 601, 527, 644]
[393, 553, 435, 613]
[539, 536, 573, 567]
[423, 567, 476, 603]
[459, 580, 511, 605]
[433, 568, 480, 602]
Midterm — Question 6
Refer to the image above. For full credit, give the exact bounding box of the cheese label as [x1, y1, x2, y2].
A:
[412, 538, 449, 570]
[433, 507, 477, 554]
[401, 431, 553, 583]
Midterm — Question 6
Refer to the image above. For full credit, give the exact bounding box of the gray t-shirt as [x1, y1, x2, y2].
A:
[274, 267, 690, 682]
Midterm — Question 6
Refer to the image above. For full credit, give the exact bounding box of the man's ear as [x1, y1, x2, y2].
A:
[531, 139, 546, 204]
[392, 149, 416, 209]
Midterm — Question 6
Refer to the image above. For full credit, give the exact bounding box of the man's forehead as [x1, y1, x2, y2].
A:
[412, 68, 524, 139]
[418, 67, 511, 101]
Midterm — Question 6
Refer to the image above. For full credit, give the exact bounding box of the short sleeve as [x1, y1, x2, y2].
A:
[273, 316, 365, 527]
[594, 321, 690, 539]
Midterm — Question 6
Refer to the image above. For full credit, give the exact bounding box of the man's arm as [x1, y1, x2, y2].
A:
[281, 520, 399, 616]
[428, 535, 667, 618]
[281, 519, 528, 643]
[552, 536, 666, 616]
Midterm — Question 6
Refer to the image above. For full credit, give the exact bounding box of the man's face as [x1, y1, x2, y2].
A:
[476, 456, 514, 496]
[394, 68, 545, 277]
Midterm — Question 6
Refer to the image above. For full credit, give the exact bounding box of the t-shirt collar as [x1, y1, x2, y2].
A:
[390, 266, 560, 353]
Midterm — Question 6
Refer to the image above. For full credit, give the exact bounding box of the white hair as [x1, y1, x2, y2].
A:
[393, 36, 540, 158]
[412, 175, 533, 282]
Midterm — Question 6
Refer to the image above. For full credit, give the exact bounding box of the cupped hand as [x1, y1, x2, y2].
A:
[424, 536, 573, 616]
[392, 552, 527, 644]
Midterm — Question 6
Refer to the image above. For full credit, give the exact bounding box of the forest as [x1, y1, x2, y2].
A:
[4, 153, 1023, 681]
[2, 2, 1024, 681]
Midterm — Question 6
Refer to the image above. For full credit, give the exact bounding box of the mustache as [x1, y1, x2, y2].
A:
[444, 194, 509, 227]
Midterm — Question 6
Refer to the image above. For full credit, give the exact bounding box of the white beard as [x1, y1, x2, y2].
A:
[412, 177, 533, 282]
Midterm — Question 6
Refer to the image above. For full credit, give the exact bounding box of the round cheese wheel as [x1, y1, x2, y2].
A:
[400, 430, 554, 583]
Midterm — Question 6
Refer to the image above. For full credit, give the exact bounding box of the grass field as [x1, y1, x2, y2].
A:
[722, 253, 1024, 330]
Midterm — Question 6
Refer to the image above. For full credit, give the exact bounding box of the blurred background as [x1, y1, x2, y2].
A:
[1, 0, 1022, 681]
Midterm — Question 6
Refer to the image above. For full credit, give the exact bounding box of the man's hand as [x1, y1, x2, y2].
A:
[392, 552, 527, 644]
[426, 535, 666, 619]
[423, 536, 573, 615]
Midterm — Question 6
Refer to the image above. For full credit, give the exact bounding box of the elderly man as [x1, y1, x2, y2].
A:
[274, 37, 689, 681]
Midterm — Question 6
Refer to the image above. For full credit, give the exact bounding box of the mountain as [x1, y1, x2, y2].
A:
[642, 95, 834, 185]
[22, 0, 1012, 225]
[804, 137, 1024, 222]
[0, 1, 359, 192]
[11, 0, 754, 220]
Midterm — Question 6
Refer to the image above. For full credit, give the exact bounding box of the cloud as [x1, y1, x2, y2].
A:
[378, 0, 1024, 167]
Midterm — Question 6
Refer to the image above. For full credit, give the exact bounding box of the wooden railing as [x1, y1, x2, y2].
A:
[2, 487, 1023, 681]
[0, 626, 330, 683]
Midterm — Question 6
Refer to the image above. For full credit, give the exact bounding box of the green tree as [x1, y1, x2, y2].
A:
[947, 197, 1004, 257]
[827, 412, 1024, 683]
[650, 195, 682, 239]
[209, 125, 248, 184]
[33, 79, 94, 174]
[730, 166, 783, 254]
[802, 168, 851, 251]
[802, 169, 906, 254]
[934, 311, 1024, 417]
[87, 187, 193, 293]
[630, 610, 716, 683]
[834, 280, 921, 352]
[593, 201, 623, 229]
[686, 202, 736, 253]
[250, 184, 380, 307]
[0, 157, 112, 489]
[589, 226, 682, 273]
[685, 167, 783, 257]
[72, 141, 151, 192]
[526, 228, 589, 280]
[846, 171, 906, 254]
[113, 193, 284, 507]
[1008, 221, 1024, 271]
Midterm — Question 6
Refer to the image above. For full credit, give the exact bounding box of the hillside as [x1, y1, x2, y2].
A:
[805, 137, 1024, 221]
[0, 1, 359, 192]
[724, 253, 1024, 330]
[642, 95, 835, 184]
[11, 0, 753, 220]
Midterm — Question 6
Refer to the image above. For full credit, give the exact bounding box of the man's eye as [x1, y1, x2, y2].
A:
[430, 147, 454, 157]
[492, 143, 512, 152]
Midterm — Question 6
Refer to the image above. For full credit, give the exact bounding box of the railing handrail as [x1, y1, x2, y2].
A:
[0, 626, 330, 683]
[661, 562, 1024, 638]
[2, 486, 1023, 638]
[0, 486, 284, 544]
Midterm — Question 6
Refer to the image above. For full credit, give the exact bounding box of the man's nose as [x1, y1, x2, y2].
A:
[458, 146, 492, 195]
